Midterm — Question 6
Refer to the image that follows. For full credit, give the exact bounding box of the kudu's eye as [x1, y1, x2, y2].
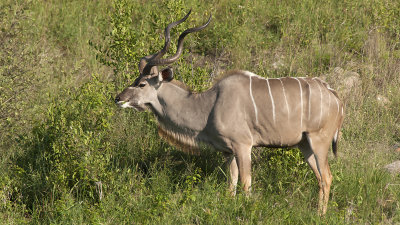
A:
[138, 82, 146, 88]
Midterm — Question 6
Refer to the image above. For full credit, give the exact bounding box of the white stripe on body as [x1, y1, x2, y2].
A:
[316, 81, 323, 128]
[245, 72, 259, 123]
[266, 79, 276, 125]
[299, 78, 312, 121]
[278, 78, 290, 121]
[334, 95, 339, 123]
[327, 89, 331, 117]
[293, 78, 304, 130]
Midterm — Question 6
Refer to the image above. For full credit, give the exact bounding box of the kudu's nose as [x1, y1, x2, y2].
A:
[114, 96, 120, 103]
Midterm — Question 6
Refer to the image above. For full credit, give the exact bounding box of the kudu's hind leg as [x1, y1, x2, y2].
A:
[224, 153, 239, 196]
[306, 133, 332, 215]
[232, 144, 252, 194]
[298, 138, 323, 212]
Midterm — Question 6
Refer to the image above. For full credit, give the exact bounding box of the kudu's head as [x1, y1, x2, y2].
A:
[115, 10, 211, 111]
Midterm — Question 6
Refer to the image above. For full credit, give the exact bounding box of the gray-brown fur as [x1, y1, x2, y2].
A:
[115, 12, 344, 215]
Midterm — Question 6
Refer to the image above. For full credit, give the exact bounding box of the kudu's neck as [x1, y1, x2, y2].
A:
[150, 82, 217, 133]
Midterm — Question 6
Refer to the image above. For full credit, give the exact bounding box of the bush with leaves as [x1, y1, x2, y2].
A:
[12, 76, 114, 211]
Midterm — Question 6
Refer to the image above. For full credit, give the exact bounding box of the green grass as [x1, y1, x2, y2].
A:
[1, 0, 400, 224]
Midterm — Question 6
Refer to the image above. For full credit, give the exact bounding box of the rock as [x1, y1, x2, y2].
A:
[272, 60, 284, 70]
[272, 56, 285, 70]
[333, 67, 344, 74]
[376, 94, 390, 108]
[341, 72, 360, 97]
[384, 161, 400, 174]
[343, 72, 360, 89]
[329, 67, 361, 99]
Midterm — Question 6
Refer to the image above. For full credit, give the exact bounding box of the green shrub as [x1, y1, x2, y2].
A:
[12, 76, 114, 212]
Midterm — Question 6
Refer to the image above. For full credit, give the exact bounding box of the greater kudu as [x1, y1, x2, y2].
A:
[115, 11, 344, 215]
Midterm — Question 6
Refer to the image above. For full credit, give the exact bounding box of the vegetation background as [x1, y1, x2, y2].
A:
[1, 0, 399, 223]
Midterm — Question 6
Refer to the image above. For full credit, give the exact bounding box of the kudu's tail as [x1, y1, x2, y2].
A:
[332, 136, 338, 157]
[332, 116, 344, 157]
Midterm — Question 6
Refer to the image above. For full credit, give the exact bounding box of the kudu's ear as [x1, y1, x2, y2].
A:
[159, 68, 174, 82]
